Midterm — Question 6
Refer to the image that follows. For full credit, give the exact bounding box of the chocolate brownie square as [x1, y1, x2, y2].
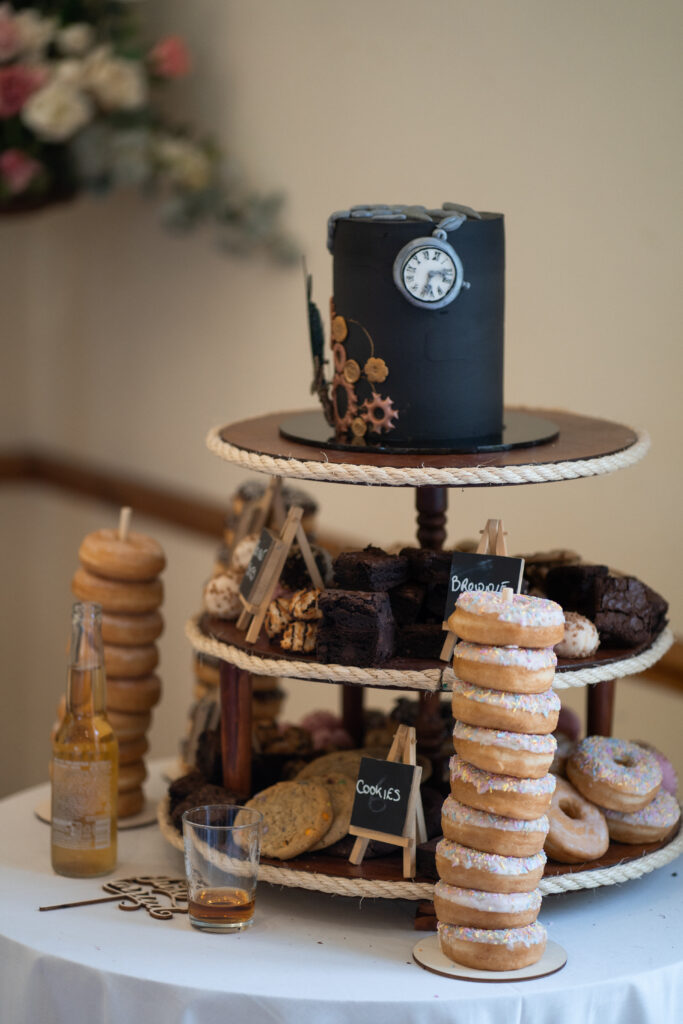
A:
[593, 576, 668, 648]
[316, 589, 395, 665]
[544, 564, 609, 617]
[400, 547, 453, 585]
[422, 583, 449, 623]
[333, 545, 409, 591]
[395, 623, 445, 660]
[390, 583, 426, 625]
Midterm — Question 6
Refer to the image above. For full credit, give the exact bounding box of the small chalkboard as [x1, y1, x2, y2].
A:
[239, 529, 275, 600]
[350, 757, 419, 838]
[442, 551, 525, 621]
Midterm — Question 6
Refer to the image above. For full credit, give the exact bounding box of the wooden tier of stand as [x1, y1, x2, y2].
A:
[204, 408, 653, 800]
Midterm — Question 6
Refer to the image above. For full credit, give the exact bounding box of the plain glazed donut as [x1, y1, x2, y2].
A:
[79, 529, 166, 581]
[451, 677, 560, 735]
[118, 735, 149, 765]
[107, 675, 162, 713]
[603, 790, 681, 844]
[545, 777, 609, 863]
[104, 643, 159, 679]
[448, 592, 565, 649]
[452, 643, 557, 694]
[434, 880, 542, 929]
[441, 796, 549, 857]
[567, 737, 662, 812]
[107, 708, 152, 740]
[554, 612, 599, 659]
[435, 838, 546, 893]
[118, 759, 147, 792]
[101, 610, 164, 646]
[453, 723, 556, 780]
[438, 921, 547, 972]
[117, 786, 144, 818]
[72, 567, 163, 614]
[450, 756, 556, 821]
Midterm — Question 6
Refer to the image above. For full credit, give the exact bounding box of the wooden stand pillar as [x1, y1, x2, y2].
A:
[415, 486, 448, 551]
[219, 661, 252, 798]
[415, 485, 449, 782]
[586, 679, 615, 737]
[342, 684, 364, 747]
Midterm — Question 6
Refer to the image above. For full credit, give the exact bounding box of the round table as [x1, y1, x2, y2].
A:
[2, 761, 681, 1024]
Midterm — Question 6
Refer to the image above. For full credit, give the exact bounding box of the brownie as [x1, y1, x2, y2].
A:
[195, 726, 223, 785]
[422, 583, 449, 623]
[170, 783, 236, 833]
[520, 549, 582, 595]
[168, 771, 205, 812]
[389, 583, 426, 625]
[316, 589, 395, 665]
[395, 623, 445, 659]
[593, 576, 668, 648]
[333, 545, 409, 592]
[544, 564, 609, 616]
[545, 564, 668, 648]
[400, 547, 452, 585]
[281, 543, 333, 591]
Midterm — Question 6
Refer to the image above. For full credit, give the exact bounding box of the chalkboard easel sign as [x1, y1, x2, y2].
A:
[440, 518, 524, 662]
[236, 505, 324, 644]
[348, 725, 427, 878]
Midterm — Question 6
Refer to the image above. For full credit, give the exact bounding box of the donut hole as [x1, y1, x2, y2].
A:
[614, 755, 635, 768]
[559, 798, 582, 821]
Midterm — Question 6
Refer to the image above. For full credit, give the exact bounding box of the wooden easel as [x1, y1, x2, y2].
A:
[348, 724, 427, 878]
[229, 476, 285, 560]
[236, 505, 324, 644]
[440, 518, 509, 662]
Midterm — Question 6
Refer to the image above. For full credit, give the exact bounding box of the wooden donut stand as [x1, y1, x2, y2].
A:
[188, 406, 676, 898]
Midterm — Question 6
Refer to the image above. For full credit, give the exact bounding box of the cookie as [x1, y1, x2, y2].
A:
[306, 772, 356, 850]
[289, 588, 322, 621]
[241, 781, 333, 859]
[296, 746, 389, 781]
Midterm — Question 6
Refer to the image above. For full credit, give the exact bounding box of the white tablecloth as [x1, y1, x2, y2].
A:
[1, 761, 682, 1024]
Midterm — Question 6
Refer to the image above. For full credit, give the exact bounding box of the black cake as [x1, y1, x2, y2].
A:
[324, 204, 505, 446]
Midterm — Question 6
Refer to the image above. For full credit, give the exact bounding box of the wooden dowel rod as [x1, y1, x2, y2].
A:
[39, 895, 129, 912]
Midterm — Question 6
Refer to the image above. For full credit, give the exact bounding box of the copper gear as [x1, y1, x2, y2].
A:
[331, 372, 358, 433]
[361, 391, 399, 434]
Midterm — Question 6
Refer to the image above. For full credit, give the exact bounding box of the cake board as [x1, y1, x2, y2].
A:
[412, 935, 568, 982]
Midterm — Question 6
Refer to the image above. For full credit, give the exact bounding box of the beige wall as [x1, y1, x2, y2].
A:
[1, 0, 681, 796]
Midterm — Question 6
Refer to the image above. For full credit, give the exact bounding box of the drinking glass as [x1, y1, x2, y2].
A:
[182, 805, 262, 933]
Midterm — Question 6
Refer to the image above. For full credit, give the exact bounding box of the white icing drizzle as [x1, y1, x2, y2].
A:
[450, 755, 557, 795]
[453, 722, 557, 754]
[451, 677, 560, 715]
[436, 838, 546, 876]
[438, 921, 547, 948]
[453, 642, 557, 670]
[456, 591, 564, 627]
[442, 795, 549, 834]
[434, 880, 541, 914]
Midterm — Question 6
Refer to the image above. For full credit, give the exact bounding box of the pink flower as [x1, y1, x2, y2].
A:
[0, 148, 42, 194]
[148, 35, 190, 79]
[0, 64, 46, 117]
[0, 9, 21, 62]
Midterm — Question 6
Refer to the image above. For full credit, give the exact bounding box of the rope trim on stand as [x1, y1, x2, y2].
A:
[186, 617, 673, 694]
[157, 798, 682, 900]
[206, 425, 650, 488]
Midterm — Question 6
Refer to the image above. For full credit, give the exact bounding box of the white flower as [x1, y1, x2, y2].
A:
[54, 58, 84, 87]
[56, 22, 94, 57]
[155, 136, 212, 191]
[21, 79, 92, 142]
[14, 9, 56, 55]
[84, 53, 147, 110]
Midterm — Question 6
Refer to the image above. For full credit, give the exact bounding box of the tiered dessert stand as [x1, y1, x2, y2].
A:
[176, 406, 680, 899]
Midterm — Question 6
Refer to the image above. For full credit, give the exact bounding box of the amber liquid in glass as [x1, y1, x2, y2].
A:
[189, 887, 255, 929]
[51, 604, 118, 878]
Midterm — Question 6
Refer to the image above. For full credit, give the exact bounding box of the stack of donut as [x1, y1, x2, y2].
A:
[71, 509, 166, 818]
[564, 736, 679, 847]
[436, 589, 565, 971]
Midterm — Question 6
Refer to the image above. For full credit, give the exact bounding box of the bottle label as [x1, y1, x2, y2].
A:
[52, 759, 113, 850]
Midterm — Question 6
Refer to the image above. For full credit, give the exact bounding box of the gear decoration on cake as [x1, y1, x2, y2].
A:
[331, 315, 348, 344]
[343, 360, 361, 384]
[351, 417, 367, 437]
[331, 372, 358, 433]
[361, 392, 399, 434]
[364, 357, 388, 384]
[332, 342, 347, 374]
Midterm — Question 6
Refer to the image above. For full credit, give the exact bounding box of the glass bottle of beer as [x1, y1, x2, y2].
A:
[51, 601, 118, 877]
